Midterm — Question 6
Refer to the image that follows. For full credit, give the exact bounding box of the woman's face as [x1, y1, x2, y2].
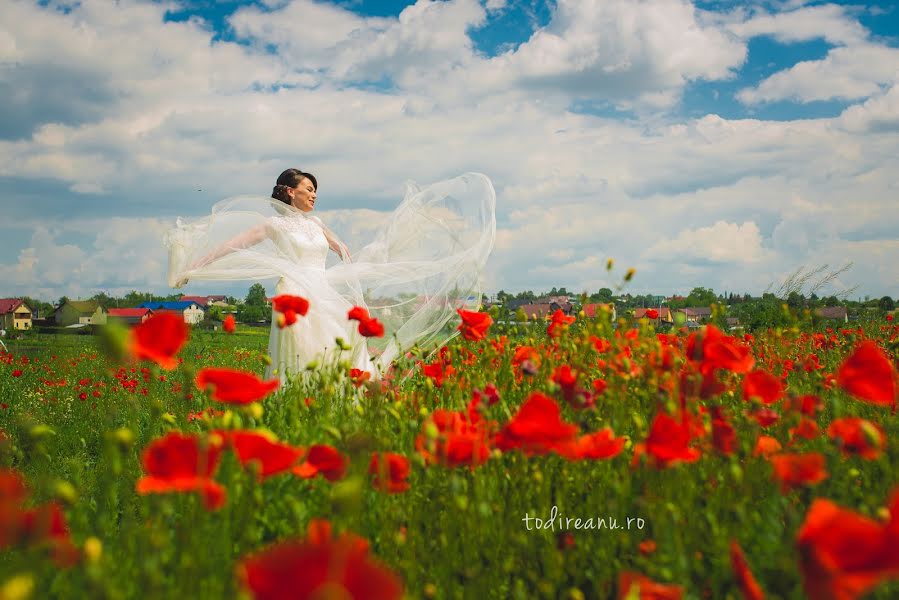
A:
[288, 177, 316, 212]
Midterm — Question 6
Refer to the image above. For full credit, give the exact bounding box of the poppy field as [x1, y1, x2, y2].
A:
[1, 301, 898, 600]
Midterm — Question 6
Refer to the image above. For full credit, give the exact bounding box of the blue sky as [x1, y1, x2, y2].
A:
[2, 0, 898, 302]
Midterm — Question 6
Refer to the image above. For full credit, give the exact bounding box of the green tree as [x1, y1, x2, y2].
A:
[879, 296, 895, 311]
[237, 304, 267, 323]
[245, 283, 268, 306]
[592, 287, 614, 303]
[686, 287, 717, 307]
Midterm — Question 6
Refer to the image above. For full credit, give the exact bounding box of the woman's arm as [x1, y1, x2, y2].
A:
[311, 216, 352, 261]
[190, 223, 268, 270]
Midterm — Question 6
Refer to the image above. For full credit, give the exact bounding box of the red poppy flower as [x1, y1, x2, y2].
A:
[753, 435, 782, 458]
[223, 314, 236, 333]
[797, 488, 899, 600]
[237, 520, 403, 600]
[558, 428, 626, 461]
[837, 341, 897, 406]
[730, 540, 765, 600]
[644, 412, 701, 468]
[547, 309, 575, 338]
[11, 370, 22, 378]
[827, 418, 886, 460]
[349, 369, 371, 387]
[129, 313, 188, 370]
[751, 408, 781, 428]
[347, 306, 385, 338]
[416, 409, 494, 469]
[743, 370, 784, 405]
[195, 368, 279, 404]
[369, 453, 411, 493]
[457, 309, 493, 341]
[135, 432, 226, 510]
[711, 408, 737, 456]
[272, 295, 310, 316]
[293, 445, 348, 482]
[692, 325, 755, 374]
[494, 393, 579, 456]
[618, 571, 683, 599]
[769, 452, 828, 493]
[220, 430, 304, 480]
[644, 308, 659, 320]
[790, 418, 820, 443]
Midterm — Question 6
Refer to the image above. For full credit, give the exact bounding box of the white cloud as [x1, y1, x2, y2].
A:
[726, 3, 869, 46]
[645, 221, 769, 263]
[737, 44, 899, 105]
[837, 84, 899, 133]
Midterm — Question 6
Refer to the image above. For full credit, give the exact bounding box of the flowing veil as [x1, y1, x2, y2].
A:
[164, 172, 496, 373]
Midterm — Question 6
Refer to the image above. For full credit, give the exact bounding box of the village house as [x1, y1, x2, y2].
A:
[0, 299, 33, 331]
[52, 300, 106, 327]
[581, 303, 617, 321]
[677, 307, 713, 323]
[138, 301, 205, 324]
[634, 307, 674, 324]
[107, 308, 155, 325]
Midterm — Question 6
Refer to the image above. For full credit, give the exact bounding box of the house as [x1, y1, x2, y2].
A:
[677, 307, 713, 323]
[582, 303, 617, 321]
[634, 307, 674, 324]
[814, 306, 849, 323]
[53, 300, 106, 327]
[108, 308, 154, 325]
[0, 299, 33, 330]
[178, 295, 210, 308]
[138, 301, 205, 324]
[517, 303, 554, 320]
[536, 295, 570, 306]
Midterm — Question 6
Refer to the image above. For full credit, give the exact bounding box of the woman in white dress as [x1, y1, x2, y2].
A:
[164, 168, 496, 385]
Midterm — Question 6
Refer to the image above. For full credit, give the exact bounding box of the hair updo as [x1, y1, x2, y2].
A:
[272, 168, 318, 205]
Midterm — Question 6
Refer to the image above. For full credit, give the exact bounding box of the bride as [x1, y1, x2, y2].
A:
[164, 168, 496, 384]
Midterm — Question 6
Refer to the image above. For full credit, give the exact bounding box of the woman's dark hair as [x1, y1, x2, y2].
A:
[272, 168, 318, 205]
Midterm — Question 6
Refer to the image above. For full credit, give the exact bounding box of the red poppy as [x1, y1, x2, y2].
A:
[129, 313, 188, 370]
[711, 408, 737, 456]
[644, 412, 701, 468]
[827, 418, 886, 460]
[349, 369, 371, 387]
[837, 341, 897, 406]
[272, 295, 310, 316]
[751, 408, 781, 428]
[494, 393, 579, 456]
[618, 571, 683, 599]
[730, 540, 765, 600]
[547, 309, 575, 338]
[790, 418, 820, 443]
[769, 452, 828, 493]
[195, 368, 280, 404]
[644, 309, 659, 320]
[692, 325, 755, 374]
[591, 336, 612, 353]
[742, 369, 784, 405]
[369, 453, 411, 493]
[558, 428, 626, 461]
[135, 432, 226, 510]
[348, 306, 385, 338]
[223, 314, 236, 333]
[237, 519, 403, 600]
[11, 370, 22, 378]
[797, 488, 899, 600]
[753, 435, 782, 458]
[416, 409, 494, 469]
[457, 309, 493, 341]
[293, 445, 348, 482]
[220, 430, 304, 480]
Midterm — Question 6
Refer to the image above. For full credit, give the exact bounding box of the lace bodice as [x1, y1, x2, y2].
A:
[267, 214, 329, 269]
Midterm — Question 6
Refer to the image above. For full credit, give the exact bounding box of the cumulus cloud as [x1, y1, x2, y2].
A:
[737, 44, 899, 104]
[645, 221, 769, 264]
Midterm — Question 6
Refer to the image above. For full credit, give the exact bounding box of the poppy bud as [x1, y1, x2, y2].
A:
[624, 268, 636, 282]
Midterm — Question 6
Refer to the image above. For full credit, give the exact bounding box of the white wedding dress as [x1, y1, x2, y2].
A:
[163, 172, 496, 385]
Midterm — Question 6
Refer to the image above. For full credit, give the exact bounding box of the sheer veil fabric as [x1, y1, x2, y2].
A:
[163, 172, 497, 384]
